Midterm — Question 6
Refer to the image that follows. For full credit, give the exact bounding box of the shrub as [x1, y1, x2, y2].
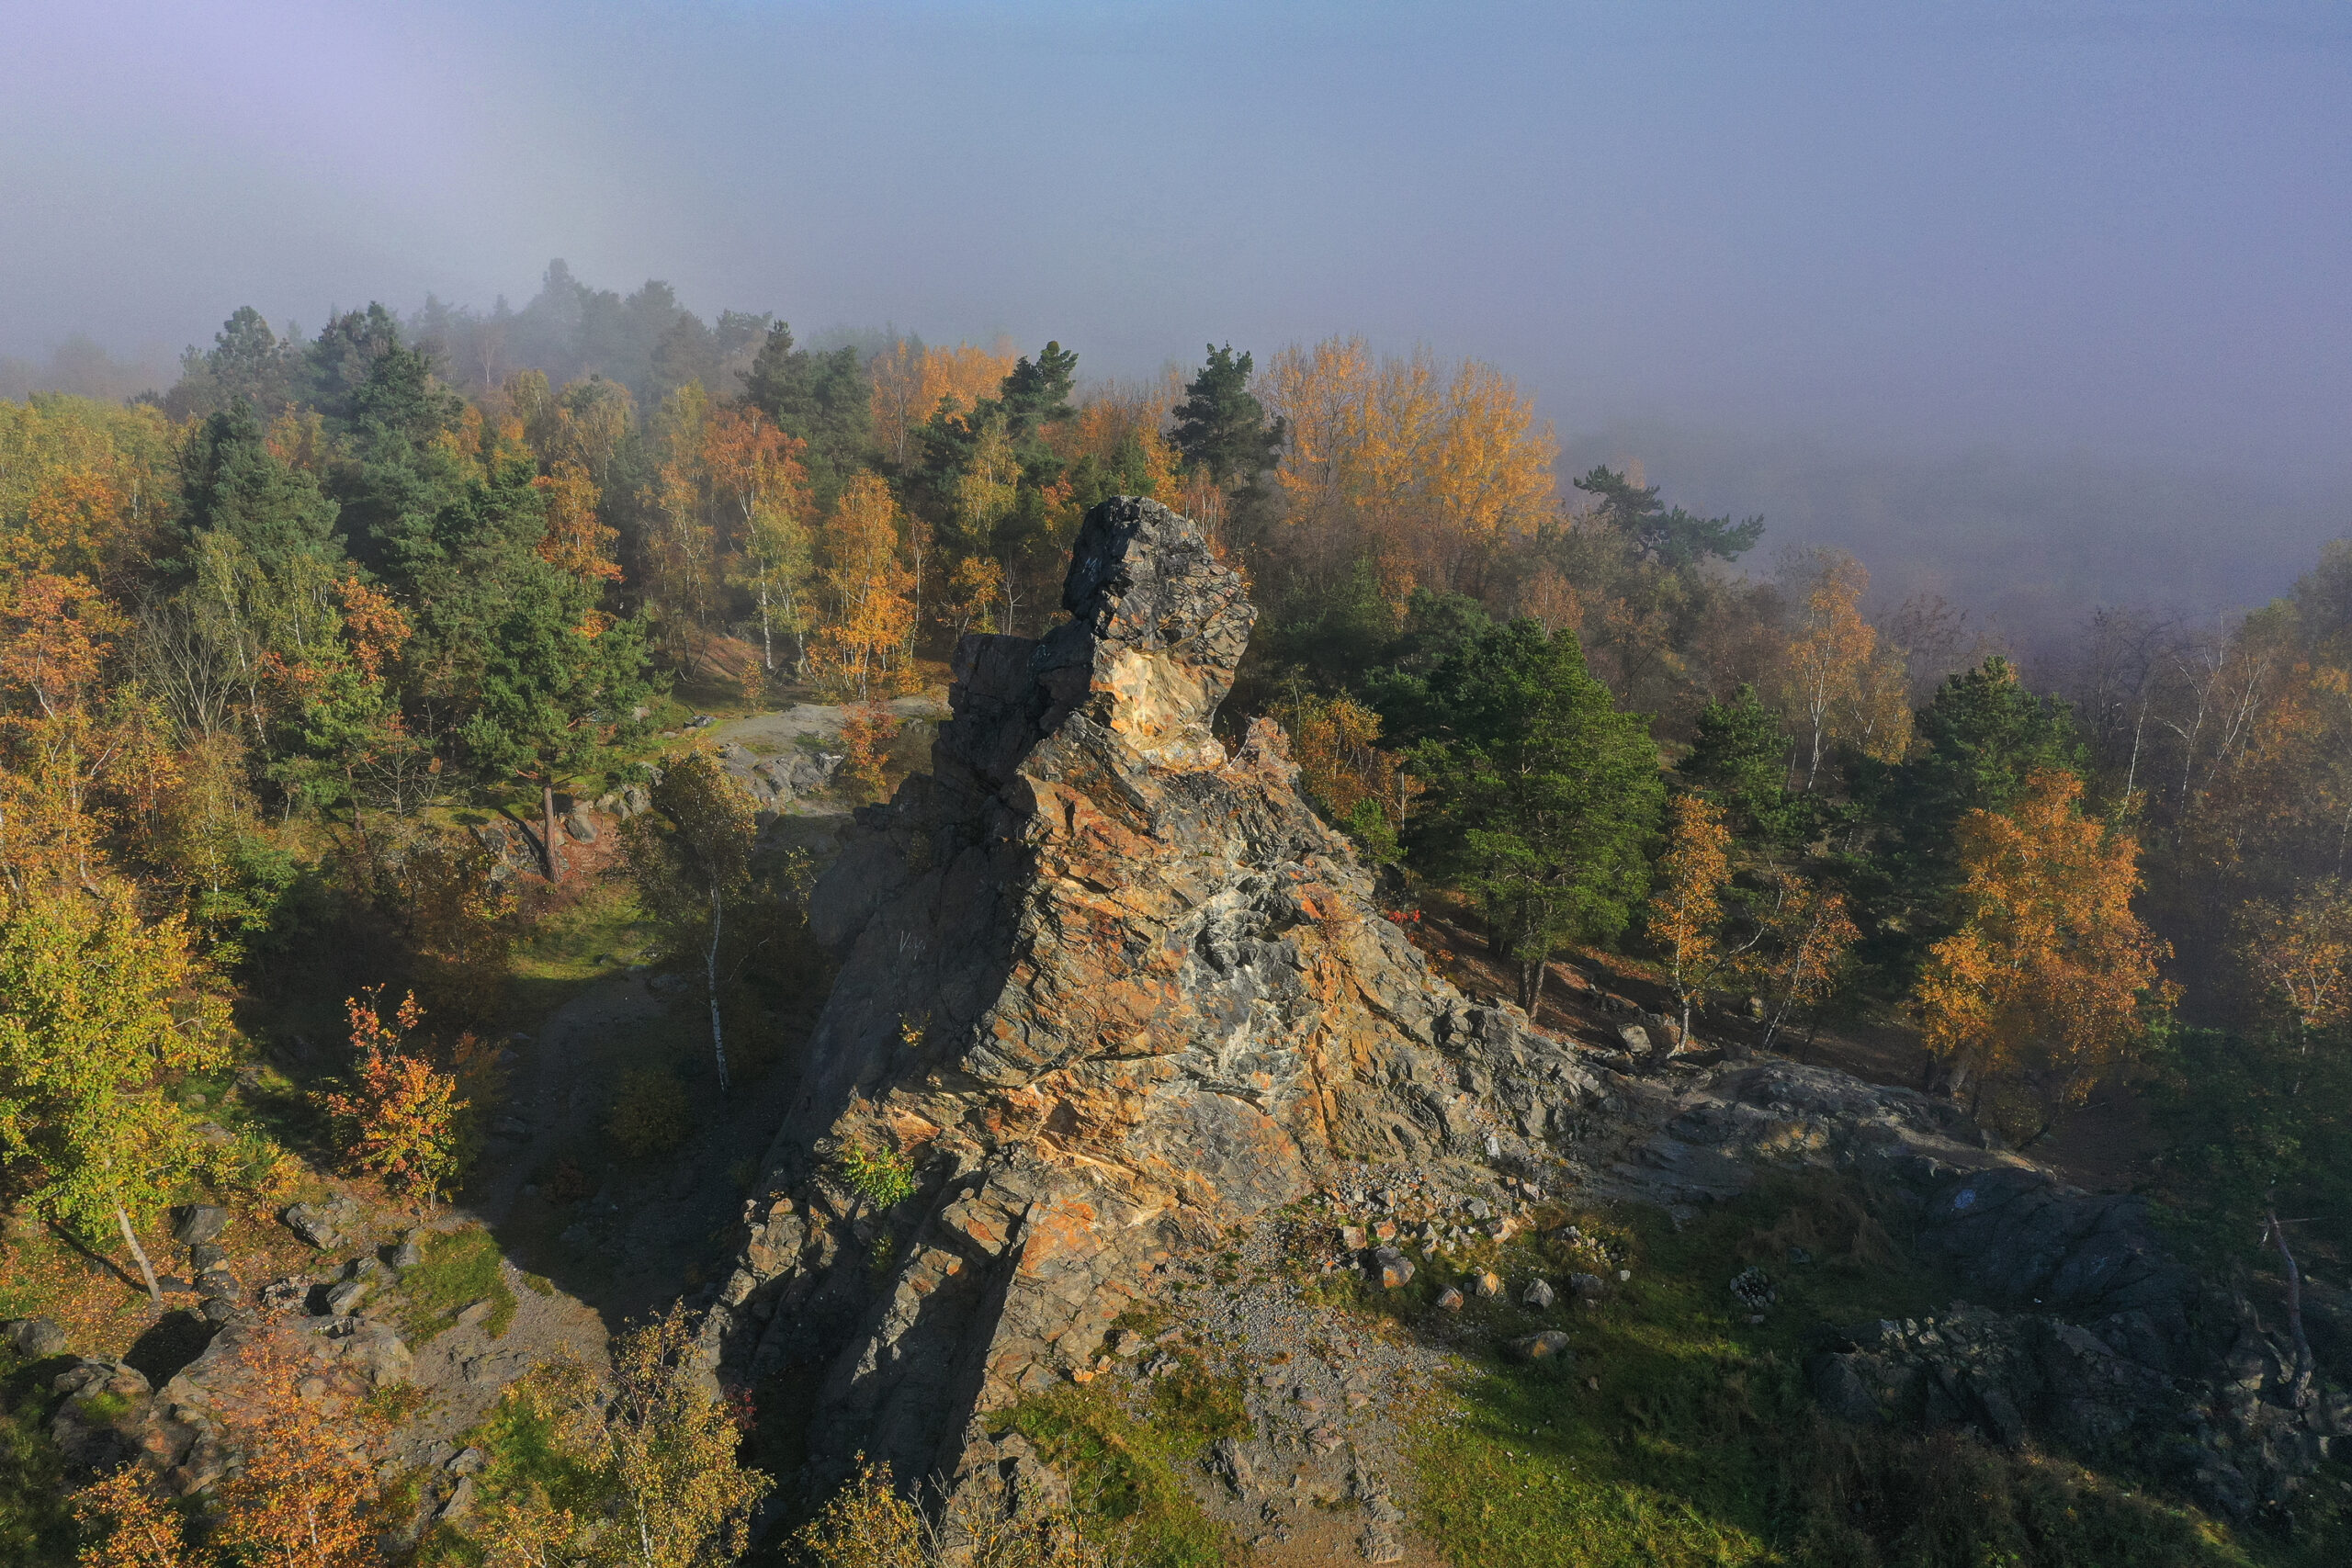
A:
[831, 1141, 917, 1211]
[605, 1068, 691, 1158]
[317, 988, 467, 1204]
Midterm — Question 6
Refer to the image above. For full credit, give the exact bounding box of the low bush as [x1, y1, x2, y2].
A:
[605, 1067, 692, 1157]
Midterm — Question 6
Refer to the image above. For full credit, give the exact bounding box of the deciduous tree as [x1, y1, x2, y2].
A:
[2233, 879, 2352, 1089]
[1645, 794, 1761, 1049]
[0, 885, 228, 1303]
[1777, 550, 1911, 791]
[810, 474, 914, 702]
[621, 750, 756, 1093]
[317, 987, 467, 1203]
[1913, 769, 2171, 1135]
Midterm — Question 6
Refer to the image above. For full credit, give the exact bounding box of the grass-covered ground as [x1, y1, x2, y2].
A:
[1377, 1174, 2347, 1568]
[1012, 1168, 2350, 1568]
[1005, 1348, 1254, 1568]
[395, 1225, 520, 1344]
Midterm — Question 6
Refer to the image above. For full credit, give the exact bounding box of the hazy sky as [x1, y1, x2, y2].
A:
[5, 1, 2346, 576]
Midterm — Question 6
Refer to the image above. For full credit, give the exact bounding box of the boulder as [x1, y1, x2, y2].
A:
[1472, 1270, 1505, 1299]
[1208, 1434, 1256, 1497]
[1371, 1248, 1415, 1290]
[1510, 1330, 1574, 1362]
[259, 1277, 310, 1314]
[1437, 1287, 1464, 1312]
[279, 1197, 358, 1251]
[5, 1317, 69, 1358]
[173, 1205, 230, 1247]
[1522, 1279, 1556, 1310]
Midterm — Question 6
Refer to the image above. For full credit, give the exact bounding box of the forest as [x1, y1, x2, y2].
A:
[6, 260, 2351, 1566]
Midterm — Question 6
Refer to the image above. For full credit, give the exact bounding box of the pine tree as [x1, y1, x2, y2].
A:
[1172, 344, 1285, 486]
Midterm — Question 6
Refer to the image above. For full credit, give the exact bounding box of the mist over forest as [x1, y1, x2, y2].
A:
[13, 259, 2345, 671]
[9, 6, 2352, 1568]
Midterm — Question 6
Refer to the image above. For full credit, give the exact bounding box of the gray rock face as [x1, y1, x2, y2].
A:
[703, 498, 1599, 1500]
[1804, 1165, 2352, 1522]
[46, 1315, 413, 1494]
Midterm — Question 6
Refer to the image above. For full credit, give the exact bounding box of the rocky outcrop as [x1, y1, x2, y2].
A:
[704, 499, 1593, 1497]
[46, 1312, 411, 1495]
[1809, 1166, 2352, 1521]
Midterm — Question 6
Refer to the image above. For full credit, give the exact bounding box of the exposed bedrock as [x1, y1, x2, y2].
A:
[699, 497, 1592, 1496]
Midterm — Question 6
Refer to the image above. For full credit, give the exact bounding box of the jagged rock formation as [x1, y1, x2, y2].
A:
[704, 498, 1592, 1495]
[702, 496, 2349, 1535]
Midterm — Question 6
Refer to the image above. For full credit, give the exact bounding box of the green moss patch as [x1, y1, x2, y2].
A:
[394, 1226, 518, 1342]
[1006, 1357, 1249, 1568]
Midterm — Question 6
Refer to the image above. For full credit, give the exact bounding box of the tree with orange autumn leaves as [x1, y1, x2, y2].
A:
[1258, 337, 1556, 604]
[316, 986, 471, 1204]
[1913, 769, 2173, 1136]
[868, 337, 1018, 465]
[71, 1333, 390, 1568]
[0, 571, 172, 896]
[809, 473, 916, 701]
[2233, 879, 2352, 1090]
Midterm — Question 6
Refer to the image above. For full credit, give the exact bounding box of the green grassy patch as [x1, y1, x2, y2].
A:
[418, 1367, 610, 1567]
[394, 1226, 518, 1342]
[1007, 1354, 1249, 1568]
[510, 875, 648, 992]
[363, 1382, 435, 1425]
[1369, 1171, 2336, 1568]
[0, 1352, 74, 1568]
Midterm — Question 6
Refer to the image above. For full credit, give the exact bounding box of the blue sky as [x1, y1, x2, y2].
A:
[5, 2, 2346, 615]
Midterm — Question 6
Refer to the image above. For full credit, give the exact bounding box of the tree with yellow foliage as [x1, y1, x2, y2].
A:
[1913, 769, 2172, 1136]
[0, 572, 174, 895]
[869, 338, 1018, 465]
[703, 405, 813, 673]
[1286, 693, 1421, 862]
[2233, 878, 2352, 1091]
[1778, 550, 1912, 791]
[1259, 338, 1555, 600]
[1752, 871, 1859, 1055]
[458, 1313, 770, 1568]
[1645, 794, 1768, 1050]
[0, 883, 228, 1304]
[532, 459, 620, 584]
[812, 474, 916, 701]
